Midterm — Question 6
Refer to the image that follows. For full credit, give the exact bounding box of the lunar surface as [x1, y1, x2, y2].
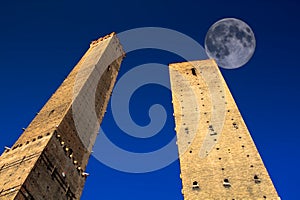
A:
[205, 18, 256, 69]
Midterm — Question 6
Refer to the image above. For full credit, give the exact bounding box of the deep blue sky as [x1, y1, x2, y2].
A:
[0, 0, 299, 199]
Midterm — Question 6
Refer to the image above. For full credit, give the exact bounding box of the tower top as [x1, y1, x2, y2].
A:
[90, 32, 116, 47]
[169, 58, 217, 68]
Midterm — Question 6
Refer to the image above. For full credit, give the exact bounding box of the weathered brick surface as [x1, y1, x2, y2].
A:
[0, 33, 125, 199]
[169, 60, 279, 200]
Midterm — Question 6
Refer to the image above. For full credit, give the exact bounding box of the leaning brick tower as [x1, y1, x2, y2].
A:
[0, 33, 125, 199]
[169, 59, 279, 200]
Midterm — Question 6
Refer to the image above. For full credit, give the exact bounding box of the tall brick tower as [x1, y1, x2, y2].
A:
[169, 59, 279, 199]
[0, 33, 125, 199]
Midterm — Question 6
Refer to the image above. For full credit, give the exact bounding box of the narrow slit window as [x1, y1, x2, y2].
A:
[191, 68, 197, 76]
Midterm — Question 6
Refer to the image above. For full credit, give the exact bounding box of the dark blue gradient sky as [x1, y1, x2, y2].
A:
[0, 0, 299, 199]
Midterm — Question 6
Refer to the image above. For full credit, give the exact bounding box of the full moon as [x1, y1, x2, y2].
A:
[205, 18, 256, 69]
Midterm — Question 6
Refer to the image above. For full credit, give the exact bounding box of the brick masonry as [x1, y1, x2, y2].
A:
[169, 59, 279, 200]
[0, 33, 125, 199]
